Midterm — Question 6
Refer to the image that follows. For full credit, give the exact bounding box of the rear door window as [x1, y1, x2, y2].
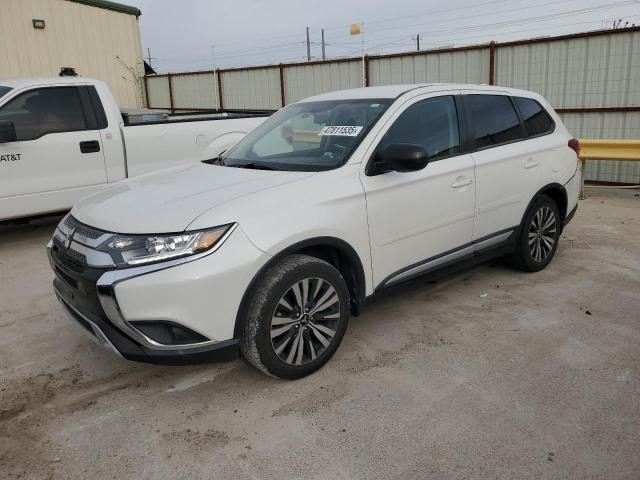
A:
[466, 94, 525, 149]
[514, 97, 555, 137]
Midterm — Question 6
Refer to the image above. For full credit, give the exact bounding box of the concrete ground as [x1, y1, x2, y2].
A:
[1, 188, 639, 480]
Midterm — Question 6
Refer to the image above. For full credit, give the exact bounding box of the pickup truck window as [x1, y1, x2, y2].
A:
[223, 99, 391, 171]
[379, 96, 460, 161]
[0, 87, 88, 141]
[0, 86, 11, 100]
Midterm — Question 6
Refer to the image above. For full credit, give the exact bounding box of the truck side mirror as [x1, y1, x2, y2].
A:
[0, 121, 17, 143]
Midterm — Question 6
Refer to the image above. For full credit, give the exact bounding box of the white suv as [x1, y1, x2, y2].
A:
[48, 84, 581, 378]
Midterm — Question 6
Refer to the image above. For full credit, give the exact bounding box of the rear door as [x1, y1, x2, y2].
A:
[0, 85, 107, 198]
[460, 92, 541, 240]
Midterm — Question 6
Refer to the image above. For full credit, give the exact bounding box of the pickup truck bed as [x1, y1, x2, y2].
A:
[120, 111, 270, 178]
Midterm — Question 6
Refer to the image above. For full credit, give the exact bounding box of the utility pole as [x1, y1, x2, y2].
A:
[306, 27, 311, 61]
[146, 48, 156, 69]
[321, 28, 326, 61]
[361, 23, 365, 87]
[211, 44, 216, 70]
[413, 34, 421, 51]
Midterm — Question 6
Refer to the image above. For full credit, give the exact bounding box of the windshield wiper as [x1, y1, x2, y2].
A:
[201, 155, 225, 165]
[227, 162, 280, 171]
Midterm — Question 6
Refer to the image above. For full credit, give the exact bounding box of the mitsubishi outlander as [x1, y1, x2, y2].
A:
[48, 84, 581, 378]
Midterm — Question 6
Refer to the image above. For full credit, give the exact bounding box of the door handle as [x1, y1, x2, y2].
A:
[524, 158, 539, 169]
[451, 179, 473, 188]
[79, 140, 100, 154]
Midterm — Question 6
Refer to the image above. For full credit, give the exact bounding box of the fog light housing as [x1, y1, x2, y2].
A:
[130, 321, 209, 346]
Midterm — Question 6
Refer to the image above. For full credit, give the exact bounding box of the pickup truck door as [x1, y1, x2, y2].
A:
[0, 86, 107, 199]
[360, 93, 476, 289]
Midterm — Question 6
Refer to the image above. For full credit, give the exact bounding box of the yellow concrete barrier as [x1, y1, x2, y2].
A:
[577, 139, 640, 198]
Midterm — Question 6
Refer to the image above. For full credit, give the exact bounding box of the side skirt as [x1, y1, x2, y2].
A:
[359, 228, 518, 307]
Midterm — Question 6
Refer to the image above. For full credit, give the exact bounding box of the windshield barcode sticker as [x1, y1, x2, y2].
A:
[319, 126, 363, 137]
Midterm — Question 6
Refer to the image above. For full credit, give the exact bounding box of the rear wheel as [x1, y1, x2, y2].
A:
[239, 254, 350, 379]
[506, 195, 561, 272]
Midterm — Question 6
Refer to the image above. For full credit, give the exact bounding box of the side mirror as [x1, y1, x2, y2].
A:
[0, 120, 17, 143]
[371, 143, 429, 174]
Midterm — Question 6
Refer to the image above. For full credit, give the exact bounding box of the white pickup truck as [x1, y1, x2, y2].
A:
[0, 77, 269, 221]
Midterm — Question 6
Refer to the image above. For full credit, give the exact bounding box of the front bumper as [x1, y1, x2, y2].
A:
[53, 283, 238, 364]
[48, 219, 268, 364]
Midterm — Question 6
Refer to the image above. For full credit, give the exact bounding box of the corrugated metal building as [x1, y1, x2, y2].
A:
[0, 0, 144, 107]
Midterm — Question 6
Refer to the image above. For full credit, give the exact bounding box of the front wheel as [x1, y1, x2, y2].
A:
[506, 195, 561, 272]
[239, 254, 350, 379]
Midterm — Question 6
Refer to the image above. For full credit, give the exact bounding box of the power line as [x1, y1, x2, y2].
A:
[263, 0, 634, 61]
[317, 0, 536, 32]
[146, 0, 579, 58]
[153, 0, 522, 56]
[311, 11, 640, 59]
[151, 0, 639, 71]
[405, 0, 639, 36]
[417, 14, 640, 44]
[321, 0, 639, 51]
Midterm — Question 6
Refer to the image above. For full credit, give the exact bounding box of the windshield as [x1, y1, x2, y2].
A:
[222, 99, 392, 171]
[0, 86, 12, 100]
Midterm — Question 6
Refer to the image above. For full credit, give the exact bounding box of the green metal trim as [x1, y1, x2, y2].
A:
[65, 0, 141, 16]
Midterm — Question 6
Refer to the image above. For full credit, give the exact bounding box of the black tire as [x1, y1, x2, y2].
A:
[238, 254, 350, 379]
[506, 195, 561, 272]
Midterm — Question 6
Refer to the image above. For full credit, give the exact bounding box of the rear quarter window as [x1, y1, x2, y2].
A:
[466, 94, 525, 149]
[514, 97, 555, 137]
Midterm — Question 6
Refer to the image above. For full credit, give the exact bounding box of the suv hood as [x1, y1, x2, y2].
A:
[72, 163, 314, 233]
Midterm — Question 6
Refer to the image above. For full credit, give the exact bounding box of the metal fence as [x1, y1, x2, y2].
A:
[144, 26, 640, 184]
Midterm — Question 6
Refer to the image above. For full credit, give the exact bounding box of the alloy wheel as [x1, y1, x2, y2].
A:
[528, 206, 557, 263]
[270, 277, 341, 366]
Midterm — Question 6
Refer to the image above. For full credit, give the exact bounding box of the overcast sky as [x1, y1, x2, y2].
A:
[123, 0, 639, 73]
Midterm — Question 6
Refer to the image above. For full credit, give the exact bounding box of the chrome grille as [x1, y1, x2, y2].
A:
[64, 216, 105, 240]
[55, 216, 116, 268]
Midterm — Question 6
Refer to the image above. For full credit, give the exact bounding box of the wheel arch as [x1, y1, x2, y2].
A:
[522, 183, 568, 231]
[233, 236, 367, 338]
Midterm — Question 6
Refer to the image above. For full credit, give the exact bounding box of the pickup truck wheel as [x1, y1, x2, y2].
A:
[239, 254, 350, 379]
[506, 195, 560, 272]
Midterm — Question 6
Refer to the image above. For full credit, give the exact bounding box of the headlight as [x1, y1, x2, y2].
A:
[99, 224, 233, 267]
